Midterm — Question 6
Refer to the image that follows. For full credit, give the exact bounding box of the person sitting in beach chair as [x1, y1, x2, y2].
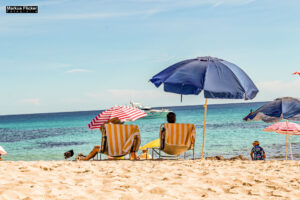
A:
[250, 141, 266, 160]
[78, 118, 141, 160]
[77, 118, 124, 161]
[158, 112, 196, 157]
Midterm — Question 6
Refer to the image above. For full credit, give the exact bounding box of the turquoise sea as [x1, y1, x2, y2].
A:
[1, 102, 299, 161]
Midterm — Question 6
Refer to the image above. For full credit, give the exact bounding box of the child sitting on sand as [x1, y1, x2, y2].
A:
[250, 141, 266, 160]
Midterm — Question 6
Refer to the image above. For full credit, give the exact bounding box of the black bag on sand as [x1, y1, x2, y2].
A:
[64, 149, 74, 159]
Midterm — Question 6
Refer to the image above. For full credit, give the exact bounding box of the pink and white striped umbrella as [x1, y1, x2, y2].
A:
[263, 122, 300, 135]
[0, 146, 7, 155]
[88, 106, 147, 129]
[293, 71, 300, 76]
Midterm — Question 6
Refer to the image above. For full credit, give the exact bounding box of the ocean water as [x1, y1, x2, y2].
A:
[1, 102, 299, 161]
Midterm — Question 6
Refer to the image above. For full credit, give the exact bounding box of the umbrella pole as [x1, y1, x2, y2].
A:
[285, 120, 288, 160]
[201, 99, 208, 160]
[286, 119, 293, 160]
[288, 135, 293, 160]
[285, 135, 288, 160]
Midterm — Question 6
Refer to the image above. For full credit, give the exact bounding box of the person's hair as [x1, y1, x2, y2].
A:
[253, 141, 259, 145]
[167, 112, 176, 123]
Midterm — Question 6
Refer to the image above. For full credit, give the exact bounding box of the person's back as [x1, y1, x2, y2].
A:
[250, 141, 266, 160]
[160, 112, 176, 149]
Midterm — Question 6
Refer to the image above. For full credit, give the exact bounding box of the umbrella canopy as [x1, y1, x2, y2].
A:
[0, 146, 7, 155]
[244, 98, 300, 160]
[262, 121, 300, 160]
[243, 97, 300, 123]
[140, 138, 160, 150]
[263, 122, 300, 135]
[150, 56, 258, 159]
[88, 106, 147, 129]
[150, 56, 258, 100]
[293, 71, 300, 76]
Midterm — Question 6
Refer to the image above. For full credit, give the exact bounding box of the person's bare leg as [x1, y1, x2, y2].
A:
[130, 152, 139, 160]
[80, 146, 100, 161]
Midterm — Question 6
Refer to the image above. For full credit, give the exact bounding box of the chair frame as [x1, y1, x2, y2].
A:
[149, 123, 196, 160]
[92, 125, 139, 161]
[151, 147, 195, 160]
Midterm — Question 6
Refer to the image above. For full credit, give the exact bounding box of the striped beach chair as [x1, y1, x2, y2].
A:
[153, 123, 196, 159]
[98, 124, 141, 159]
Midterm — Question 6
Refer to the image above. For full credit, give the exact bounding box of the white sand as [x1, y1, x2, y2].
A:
[0, 160, 299, 200]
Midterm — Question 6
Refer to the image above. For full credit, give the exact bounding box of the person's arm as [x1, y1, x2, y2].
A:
[250, 147, 254, 160]
[262, 148, 266, 160]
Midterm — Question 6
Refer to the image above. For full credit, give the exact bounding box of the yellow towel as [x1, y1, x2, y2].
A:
[164, 123, 196, 147]
[139, 138, 160, 150]
[105, 124, 140, 157]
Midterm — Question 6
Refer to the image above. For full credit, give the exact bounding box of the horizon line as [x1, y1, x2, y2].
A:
[0, 101, 268, 117]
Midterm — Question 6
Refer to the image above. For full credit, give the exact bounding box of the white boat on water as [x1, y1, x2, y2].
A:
[130, 101, 170, 118]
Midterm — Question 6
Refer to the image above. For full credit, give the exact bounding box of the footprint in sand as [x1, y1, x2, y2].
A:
[120, 194, 136, 200]
[149, 186, 166, 195]
[132, 185, 143, 193]
[102, 178, 113, 185]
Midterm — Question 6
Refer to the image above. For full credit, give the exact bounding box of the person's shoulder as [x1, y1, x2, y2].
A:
[256, 145, 264, 151]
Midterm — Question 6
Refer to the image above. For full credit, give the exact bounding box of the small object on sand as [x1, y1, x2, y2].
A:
[205, 156, 226, 160]
[230, 155, 249, 160]
[75, 153, 86, 161]
[64, 150, 74, 160]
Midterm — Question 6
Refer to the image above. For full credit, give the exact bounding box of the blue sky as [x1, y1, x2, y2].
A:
[0, 0, 299, 115]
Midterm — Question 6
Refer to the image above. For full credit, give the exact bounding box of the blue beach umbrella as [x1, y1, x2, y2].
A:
[150, 56, 259, 159]
[243, 97, 300, 160]
[243, 97, 300, 123]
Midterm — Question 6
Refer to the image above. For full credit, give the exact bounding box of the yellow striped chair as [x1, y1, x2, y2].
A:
[154, 123, 196, 159]
[99, 124, 141, 159]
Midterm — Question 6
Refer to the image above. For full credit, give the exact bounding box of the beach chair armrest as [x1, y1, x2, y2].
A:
[160, 124, 166, 150]
[100, 136, 107, 153]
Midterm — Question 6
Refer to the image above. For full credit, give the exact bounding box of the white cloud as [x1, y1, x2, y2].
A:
[17, 98, 41, 106]
[86, 89, 165, 100]
[65, 69, 91, 73]
[44, 0, 255, 21]
[256, 79, 300, 100]
[85, 88, 180, 107]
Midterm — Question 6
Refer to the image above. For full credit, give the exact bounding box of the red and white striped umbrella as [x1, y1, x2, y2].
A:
[263, 122, 300, 135]
[293, 71, 300, 76]
[88, 106, 147, 129]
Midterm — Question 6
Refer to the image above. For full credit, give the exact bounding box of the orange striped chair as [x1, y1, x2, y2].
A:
[99, 124, 141, 159]
[153, 123, 196, 159]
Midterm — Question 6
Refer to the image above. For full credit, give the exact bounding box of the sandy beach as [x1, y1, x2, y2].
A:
[0, 160, 299, 200]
